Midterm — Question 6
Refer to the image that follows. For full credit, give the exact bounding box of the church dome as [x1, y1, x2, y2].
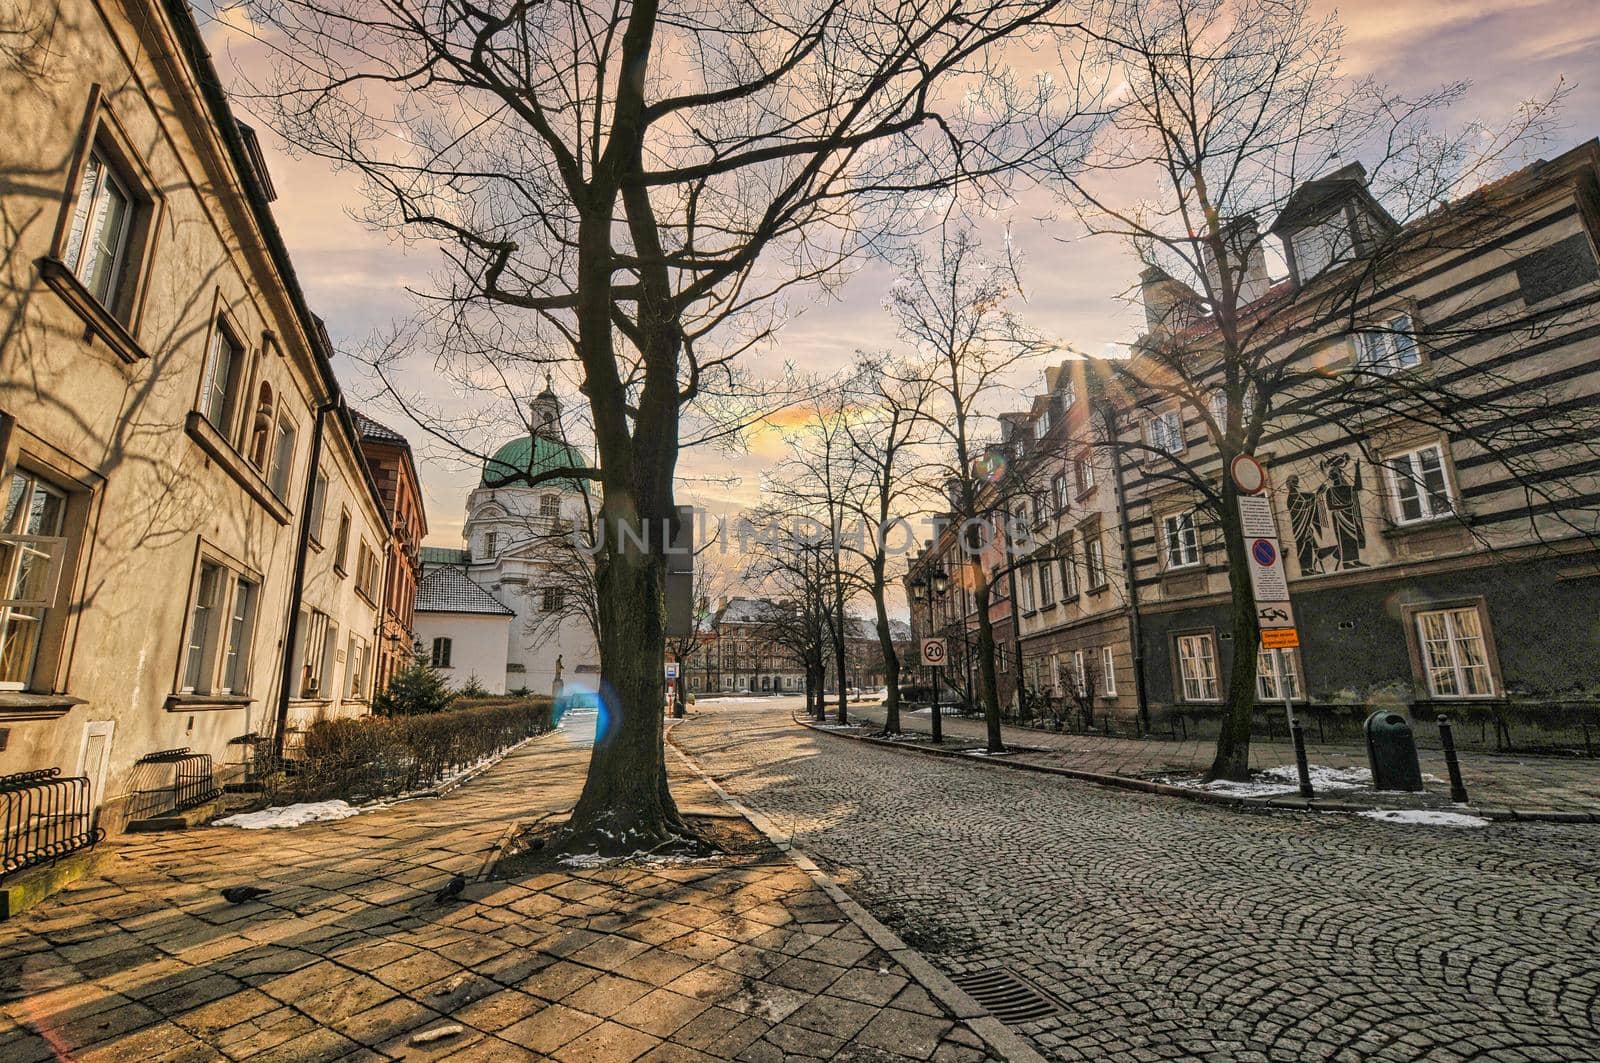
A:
[480, 434, 588, 490]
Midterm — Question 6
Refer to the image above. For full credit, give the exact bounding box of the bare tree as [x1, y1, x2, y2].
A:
[234, 0, 1101, 852]
[1050, 0, 1588, 779]
[889, 221, 1051, 753]
[742, 503, 834, 717]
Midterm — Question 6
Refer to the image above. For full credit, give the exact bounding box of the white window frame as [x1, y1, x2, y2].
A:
[347, 634, 369, 700]
[1255, 648, 1301, 701]
[1162, 511, 1200, 569]
[199, 318, 247, 436]
[1038, 560, 1055, 607]
[0, 470, 72, 691]
[431, 635, 452, 669]
[267, 414, 297, 498]
[1101, 646, 1117, 696]
[1416, 607, 1496, 699]
[63, 148, 135, 308]
[307, 468, 329, 546]
[1176, 633, 1220, 702]
[1356, 313, 1420, 374]
[1146, 408, 1185, 455]
[1084, 534, 1106, 589]
[334, 508, 351, 574]
[1059, 550, 1078, 599]
[1385, 443, 1454, 525]
[1018, 565, 1035, 612]
[180, 552, 261, 697]
[1071, 649, 1086, 696]
[298, 608, 331, 697]
[1051, 473, 1067, 514]
[540, 494, 561, 519]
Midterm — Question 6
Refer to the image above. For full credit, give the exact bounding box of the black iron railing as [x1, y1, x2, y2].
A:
[127, 749, 221, 821]
[1, 768, 103, 879]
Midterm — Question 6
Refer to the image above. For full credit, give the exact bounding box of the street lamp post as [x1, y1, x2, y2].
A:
[911, 566, 950, 744]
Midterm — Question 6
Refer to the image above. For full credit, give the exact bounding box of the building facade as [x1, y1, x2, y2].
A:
[353, 410, 428, 693]
[0, 0, 395, 827]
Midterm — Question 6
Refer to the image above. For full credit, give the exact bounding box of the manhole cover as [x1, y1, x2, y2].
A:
[949, 968, 1062, 1023]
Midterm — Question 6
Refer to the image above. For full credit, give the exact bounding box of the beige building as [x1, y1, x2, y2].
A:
[0, 0, 390, 826]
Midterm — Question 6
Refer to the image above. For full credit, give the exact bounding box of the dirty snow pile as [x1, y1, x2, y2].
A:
[214, 800, 367, 830]
[1357, 809, 1490, 828]
[559, 851, 706, 869]
[1180, 763, 1372, 798]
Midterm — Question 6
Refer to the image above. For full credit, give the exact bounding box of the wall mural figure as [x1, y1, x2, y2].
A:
[1285, 454, 1368, 574]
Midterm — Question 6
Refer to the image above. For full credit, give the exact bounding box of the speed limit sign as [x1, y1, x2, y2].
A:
[920, 638, 947, 666]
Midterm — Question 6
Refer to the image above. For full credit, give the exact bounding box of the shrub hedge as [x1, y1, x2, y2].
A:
[285, 698, 554, 803]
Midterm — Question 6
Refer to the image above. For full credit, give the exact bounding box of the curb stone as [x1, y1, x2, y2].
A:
[665, 724, 1046, 1063]
[793, 714, 1600, 826]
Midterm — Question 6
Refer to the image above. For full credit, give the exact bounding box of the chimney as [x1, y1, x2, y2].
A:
[1140, 265, 1200, 334]
[1202, 216, 1271, 307]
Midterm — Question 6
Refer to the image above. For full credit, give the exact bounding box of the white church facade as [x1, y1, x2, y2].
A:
[413, 384, 601, 699]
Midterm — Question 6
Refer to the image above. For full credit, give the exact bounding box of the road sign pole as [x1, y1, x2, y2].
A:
[931, 664, 942, 744]
[1277, 645, 1314, 798]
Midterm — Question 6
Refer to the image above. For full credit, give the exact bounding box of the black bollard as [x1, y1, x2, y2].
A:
[1290, 720, 1315, 799]
[1437, 714, 1469, 804]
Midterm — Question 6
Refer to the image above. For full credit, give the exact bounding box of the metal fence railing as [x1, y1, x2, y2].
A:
[1, 768, 104, 880]
[126, 749, 222, 821]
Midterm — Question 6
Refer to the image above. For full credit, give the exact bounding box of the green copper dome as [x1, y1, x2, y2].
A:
[480, 433, 588, 490]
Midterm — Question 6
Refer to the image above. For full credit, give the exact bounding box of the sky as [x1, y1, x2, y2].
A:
[203, 0, 1600, 562]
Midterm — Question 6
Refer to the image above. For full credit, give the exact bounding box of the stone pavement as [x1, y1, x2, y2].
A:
[840, 701, 1600, 812]
[678, 698, 1600, 1062]
[0, 713, 997, 1062]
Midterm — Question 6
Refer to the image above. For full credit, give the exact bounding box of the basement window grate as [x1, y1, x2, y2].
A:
[950, 968, 1062, 1023]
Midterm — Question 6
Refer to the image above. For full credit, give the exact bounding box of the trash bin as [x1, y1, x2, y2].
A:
[1364, 710, 1424, 792]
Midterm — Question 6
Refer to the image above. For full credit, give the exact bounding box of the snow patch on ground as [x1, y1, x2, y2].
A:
[214, 800, 367, 830]
[1357, 809, 1491, 828]
[1168, 764, 1373, 798]
[559, 851, 709, 869]
[811, 723, 862, 731]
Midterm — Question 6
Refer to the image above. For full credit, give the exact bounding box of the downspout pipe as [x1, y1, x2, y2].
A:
[273, 397, 339, 759]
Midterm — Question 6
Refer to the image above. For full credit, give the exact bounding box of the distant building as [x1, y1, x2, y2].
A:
[413, 559, 515, 693]
[681, 597, 909, 695]
[353, 410, 428, 693]
[413, 384, 601, 696]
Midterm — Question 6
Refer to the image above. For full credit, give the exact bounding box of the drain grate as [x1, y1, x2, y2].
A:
[949, 968, 1062, 1023]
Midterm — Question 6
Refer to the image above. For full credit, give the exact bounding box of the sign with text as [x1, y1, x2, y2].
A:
[1261, 627, 1301, 649]
[920, 638, 947, 666]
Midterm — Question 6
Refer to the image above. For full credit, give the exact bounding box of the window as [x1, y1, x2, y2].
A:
[347, 635, 369, 700]
[1290, 215, 1354, 281]
[199, 320, 246, 434]
[1057, 379, 1077, 410]
[1101, 646, 1117, 696]
[1018, 566, 1035, 612]
[355, 540, 379, 601]
[1083, 533, 1106, 588]
[1059, 550, 1079, 599]
[542, 587, 565, 613]
[1068, 649, 1084, 696]
[297, 608, 331, 697]
[307, 470, 329, 546]
[1051, 474, 1068, 515]
[1146, 409, 1185, 455]
[1074, 453, 1096, 494]
[266, 416, 296, 497]
[0, 471, 71, 690]
[483, 530, 498, 559]
[180, 554, 260, 696]
[1177, 633, 1220, 701]
[1356, 314, 1420, 374]
[1163, 511, 1199, 569]
[1038, 561, 1055, 607]
[1256, 648, 1300, 701]
[540, 494, 560, 519]
[220, 576, 258, 694]
[1416, 607, 1495, 698]
[1385, 444, 1453, 524]
[333, 508, 351, 573]
[432, 637, 452, 669]
[1208, 389, 1229, 427]
[63, 149, 135, 308]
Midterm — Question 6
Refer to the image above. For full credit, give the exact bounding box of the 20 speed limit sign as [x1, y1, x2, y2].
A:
[920, 638, 947, 666]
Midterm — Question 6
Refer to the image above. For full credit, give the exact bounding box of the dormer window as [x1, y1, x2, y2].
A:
[1289, 214, 1355, 282]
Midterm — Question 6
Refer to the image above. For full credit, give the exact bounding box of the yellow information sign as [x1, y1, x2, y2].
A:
[1261, 627, 1300, 649]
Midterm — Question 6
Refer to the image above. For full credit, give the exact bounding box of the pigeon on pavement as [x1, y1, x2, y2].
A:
[433, 873, 467, 904]
[221, 886, 272, 904]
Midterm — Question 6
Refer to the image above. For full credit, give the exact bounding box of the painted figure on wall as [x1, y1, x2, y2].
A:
[1285, 454, 1368, 574]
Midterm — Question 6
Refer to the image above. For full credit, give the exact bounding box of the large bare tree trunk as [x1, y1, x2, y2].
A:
[874, 579, 902, 734]
[1206, 479, 1260, 782]
[970, 576, 1005, 753]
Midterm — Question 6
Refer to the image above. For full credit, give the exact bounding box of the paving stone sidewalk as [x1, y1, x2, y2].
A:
[0, 716, 997, 1062]
[840, 702, 1600, 812]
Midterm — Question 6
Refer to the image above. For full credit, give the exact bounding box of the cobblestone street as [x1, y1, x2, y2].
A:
[674, 698, 1600, 1062]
